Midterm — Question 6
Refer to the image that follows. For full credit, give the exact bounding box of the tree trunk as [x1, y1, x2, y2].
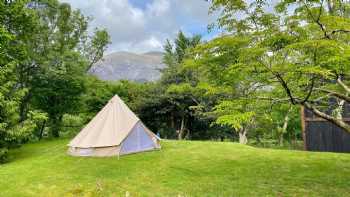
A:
[177, 115, 186, 140]
[38, 120, 46, 140]
[19, 91, 32, 123]
[185, 129, 190, 140]
[170, 112, 175, 130]
[334, 99, 345, 119]
[256, 134, 261, 144]
[51, 115, 63, 138]
[238, 129, 248, 144]
[279, 133, 283, 146]
[51, 123, 60, 138]
[279, 107, 291, 146]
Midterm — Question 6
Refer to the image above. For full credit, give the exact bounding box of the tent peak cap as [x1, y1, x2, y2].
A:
[108, 94, 122, 102]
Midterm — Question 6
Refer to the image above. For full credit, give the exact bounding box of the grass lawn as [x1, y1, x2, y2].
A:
[0, 139, 350, 197]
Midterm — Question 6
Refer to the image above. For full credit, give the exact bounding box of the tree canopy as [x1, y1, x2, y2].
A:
[0, 0, 110, 162]
[196, 0, 350, 135]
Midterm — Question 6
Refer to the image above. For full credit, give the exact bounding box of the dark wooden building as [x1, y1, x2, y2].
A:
[301, 103, 350, 153]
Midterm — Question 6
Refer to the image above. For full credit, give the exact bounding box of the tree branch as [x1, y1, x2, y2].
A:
[254, 97, 291, 103]
[301, 76, 316, 104]
[275, 72, 297, 105]
[257, 57, 297, 105]
[337, 77, 350, 94]
[303, 102, 350, 133]
[302, 0, 331, 39]
[86, 53, 100, 72]
[315, 88, 350, 103]
[331, 29, 350, 35]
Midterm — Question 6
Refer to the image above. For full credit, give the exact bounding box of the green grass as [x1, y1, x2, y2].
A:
[1, 139, 350, 197]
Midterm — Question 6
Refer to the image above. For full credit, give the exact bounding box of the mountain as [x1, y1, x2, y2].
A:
[88, 51, 165, 82]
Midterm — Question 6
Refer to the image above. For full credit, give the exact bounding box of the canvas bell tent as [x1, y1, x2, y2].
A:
[68, 95, 161, 157]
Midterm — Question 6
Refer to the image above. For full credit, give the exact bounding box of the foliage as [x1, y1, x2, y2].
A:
[31, 51, 86, 137]
[157, 31, 209, 140]
[146, 28, 302, 144]
[207, 0, 350, 133]
[0, 0, 110, 162]
[84, 28, 111, 70]
[0, 62, 35, 162]
[0, 33, 33, 162]
[60, 114, 84, 137]
[26, 1, 110, 137]
[0, 9, 38, 162]
[213, 101, 255, 131]
[27, 110, 48, 140]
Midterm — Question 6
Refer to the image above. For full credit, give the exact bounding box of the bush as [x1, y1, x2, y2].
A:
[60, 114, 85, 137]
[0, 148, 8, 163]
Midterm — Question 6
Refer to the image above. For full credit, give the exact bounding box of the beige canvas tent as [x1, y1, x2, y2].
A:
[68, 95, 160, 157]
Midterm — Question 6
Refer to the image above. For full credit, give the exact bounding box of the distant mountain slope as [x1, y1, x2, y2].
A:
[89, 51, 165, 82]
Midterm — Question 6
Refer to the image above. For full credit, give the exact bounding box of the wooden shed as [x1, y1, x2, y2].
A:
[301, 103, 350, 153]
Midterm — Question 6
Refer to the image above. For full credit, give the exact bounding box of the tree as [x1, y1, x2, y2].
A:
[84, 28, 111, 71]
[31, 52, 86, 137]
[212, 100, 255, 144]
[1, 0, 110, 138]
[0, 0, 110, 161]
[0, 0, 58, 162]
[0, 0, 44, 123]
[202, 0, 350, 134]
[0, 25, 36, 163]
[159, 31, 203, 140]
[161, 31, 201, 85]
[24, 1, 110, 137]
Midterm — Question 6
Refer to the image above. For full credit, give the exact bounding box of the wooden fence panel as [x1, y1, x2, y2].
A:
[302, 104, 350, 153]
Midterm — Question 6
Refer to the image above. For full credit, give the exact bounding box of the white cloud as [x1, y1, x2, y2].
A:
[60, 0, 217, 53]
[141, 36, 163, 49]
[147, 0, 170, 17]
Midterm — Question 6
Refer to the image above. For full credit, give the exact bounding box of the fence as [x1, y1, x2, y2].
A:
[301, 102, 350, 153]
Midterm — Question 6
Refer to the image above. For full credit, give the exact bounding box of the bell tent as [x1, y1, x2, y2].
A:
[68, 95, 161, 157]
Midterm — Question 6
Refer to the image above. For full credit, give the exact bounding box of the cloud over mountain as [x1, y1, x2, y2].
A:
[60, 0, 217, 53]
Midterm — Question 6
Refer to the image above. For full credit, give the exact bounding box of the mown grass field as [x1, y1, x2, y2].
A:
[0, 139, 350, 197]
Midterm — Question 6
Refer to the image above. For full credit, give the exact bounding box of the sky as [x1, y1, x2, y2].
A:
[60, 0, 219, 54]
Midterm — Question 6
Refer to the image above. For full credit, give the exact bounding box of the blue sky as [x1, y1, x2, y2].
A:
[60, 0, 219, 53]
[128, 0, 150, 10]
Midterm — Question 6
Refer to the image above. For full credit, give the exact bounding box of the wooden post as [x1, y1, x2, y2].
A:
[300, 106, 307, 151]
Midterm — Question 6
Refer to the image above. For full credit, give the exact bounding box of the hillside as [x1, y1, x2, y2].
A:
[89, 51, 165, 82]
[1, 140, 350, 196]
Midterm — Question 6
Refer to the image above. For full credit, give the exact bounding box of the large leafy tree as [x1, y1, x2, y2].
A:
[0, 2, 39, 162]
[159, 31, 204, 140]
[21, 1, 110, 137]
[197, 0, 350, 136]
[0, 0, 110, 161]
